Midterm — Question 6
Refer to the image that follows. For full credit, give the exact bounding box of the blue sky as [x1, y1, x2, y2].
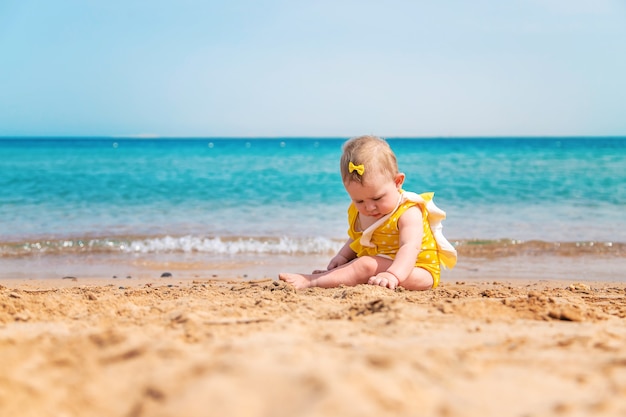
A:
[1, 0, 625, 137]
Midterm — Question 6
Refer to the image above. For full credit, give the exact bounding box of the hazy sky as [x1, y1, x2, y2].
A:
[1, 0, 625, 137]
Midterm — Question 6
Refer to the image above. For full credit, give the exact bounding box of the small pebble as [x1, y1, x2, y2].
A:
[14, 312, 30, 321]
[160, 272, 173, 278]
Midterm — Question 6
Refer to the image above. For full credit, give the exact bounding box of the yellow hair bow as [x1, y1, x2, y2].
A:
[349, 161, 365, 176]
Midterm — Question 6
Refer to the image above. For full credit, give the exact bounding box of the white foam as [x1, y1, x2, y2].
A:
[125, 235, 342, 255]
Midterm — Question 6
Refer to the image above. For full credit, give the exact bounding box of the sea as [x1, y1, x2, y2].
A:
[1, 137, 625, 280]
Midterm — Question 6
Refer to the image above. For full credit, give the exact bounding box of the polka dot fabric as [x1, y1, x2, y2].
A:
[348, 197, 442, 288]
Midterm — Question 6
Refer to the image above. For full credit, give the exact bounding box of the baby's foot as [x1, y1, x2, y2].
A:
[278, 273, 314, 290]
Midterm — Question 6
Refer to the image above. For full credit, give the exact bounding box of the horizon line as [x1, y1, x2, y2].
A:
[1, 134, 625, 140]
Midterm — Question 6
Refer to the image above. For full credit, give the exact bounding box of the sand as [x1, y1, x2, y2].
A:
[1, 274, 625, 417]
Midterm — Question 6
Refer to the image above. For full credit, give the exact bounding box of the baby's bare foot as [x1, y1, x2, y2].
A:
[279, 273, 314, 290]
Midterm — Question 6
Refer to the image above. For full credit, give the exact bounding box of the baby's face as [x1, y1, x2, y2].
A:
[345, 173, 404, 219]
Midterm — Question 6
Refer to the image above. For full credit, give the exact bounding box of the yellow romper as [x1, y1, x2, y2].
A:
[347, 191, 457, 288]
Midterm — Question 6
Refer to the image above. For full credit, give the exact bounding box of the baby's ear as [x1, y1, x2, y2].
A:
[394, 173, 405, 188]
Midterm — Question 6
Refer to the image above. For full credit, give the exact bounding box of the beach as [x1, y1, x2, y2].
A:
[1, 138, 624, 415]
[2, 250, 625, 417]
[3, 0, 626, 410]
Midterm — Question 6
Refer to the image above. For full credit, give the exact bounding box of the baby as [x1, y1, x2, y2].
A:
[279, 135, 456, 290]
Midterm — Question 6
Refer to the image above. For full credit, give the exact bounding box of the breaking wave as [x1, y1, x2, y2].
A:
[1, 235, 624, 259]
[0, 235, 344, 257]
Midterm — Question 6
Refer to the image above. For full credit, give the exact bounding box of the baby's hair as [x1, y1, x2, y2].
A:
[340, 135, 399, 184]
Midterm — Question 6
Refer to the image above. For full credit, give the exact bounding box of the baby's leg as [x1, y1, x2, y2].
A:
[279, 256, 385, 290]
[399, 267, 434, 291]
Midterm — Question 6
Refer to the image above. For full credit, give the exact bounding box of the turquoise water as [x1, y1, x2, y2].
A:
[1, 137, 624, 257]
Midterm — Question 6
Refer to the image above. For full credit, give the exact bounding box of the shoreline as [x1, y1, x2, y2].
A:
[1, 246, 625, 283]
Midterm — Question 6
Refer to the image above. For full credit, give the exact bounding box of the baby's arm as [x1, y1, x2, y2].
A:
[368, 206, 423, 289]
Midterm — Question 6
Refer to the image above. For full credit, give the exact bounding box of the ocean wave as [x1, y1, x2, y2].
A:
[453, 239, 626, 257]
[0, 235, 345, 257]
[125, 235, 344, 255]
[1, 235, 624, 259]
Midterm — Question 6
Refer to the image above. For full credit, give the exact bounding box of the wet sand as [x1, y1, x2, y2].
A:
[1, 268, 625, 416]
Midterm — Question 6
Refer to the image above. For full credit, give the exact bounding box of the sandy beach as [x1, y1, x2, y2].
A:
[3, 2, 626, 414]
[1, 258, 625, 417]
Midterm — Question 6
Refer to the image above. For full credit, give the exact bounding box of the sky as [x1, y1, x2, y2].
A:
[1, 0, 625, 138]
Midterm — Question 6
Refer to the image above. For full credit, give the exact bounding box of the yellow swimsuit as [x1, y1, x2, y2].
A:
[347, 191, 457, 288]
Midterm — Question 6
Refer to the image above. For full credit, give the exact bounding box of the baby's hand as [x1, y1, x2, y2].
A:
[368, 271, 400, 290]
[312, 254, 349, 274]
[327, 254, 349, 270]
